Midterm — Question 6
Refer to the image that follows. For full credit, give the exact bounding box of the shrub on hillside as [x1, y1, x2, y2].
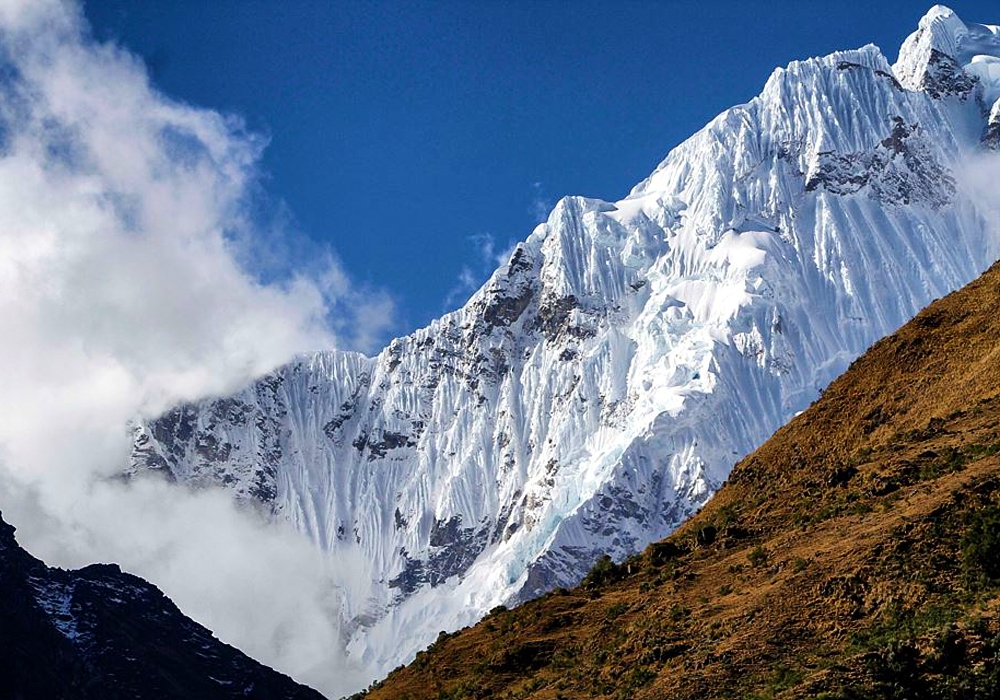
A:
[962, 505, 1000, 587]
[582, 554, 622, 591]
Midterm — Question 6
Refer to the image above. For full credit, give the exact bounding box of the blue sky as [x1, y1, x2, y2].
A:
[83, 0, 996, 344]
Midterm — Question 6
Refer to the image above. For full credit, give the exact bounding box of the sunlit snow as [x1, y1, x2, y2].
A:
[132, 5, 1000, 692]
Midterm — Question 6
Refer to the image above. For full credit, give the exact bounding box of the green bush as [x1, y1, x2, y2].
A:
[606, 602, 629, 620]
[748, 545, 769, 568]
[962, 505, 1000, 587]
[695, 523, 717, 546]
[582, 554, 618, 590]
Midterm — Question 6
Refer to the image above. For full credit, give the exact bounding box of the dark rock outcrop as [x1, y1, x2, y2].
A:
[0, 510, 325, 700]
[805, 117, 954, 208]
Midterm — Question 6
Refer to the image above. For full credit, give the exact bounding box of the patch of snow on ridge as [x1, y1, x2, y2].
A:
[29, 577, 82, 643]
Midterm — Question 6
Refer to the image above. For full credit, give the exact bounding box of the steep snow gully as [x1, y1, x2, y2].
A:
[130, 5, 1000, 683]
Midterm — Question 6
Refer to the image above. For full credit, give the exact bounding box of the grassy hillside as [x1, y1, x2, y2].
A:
[358, 260, 1000, 700]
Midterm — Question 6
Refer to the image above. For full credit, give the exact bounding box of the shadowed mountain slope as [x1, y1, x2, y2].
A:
[0, 511, 326, 700]
[360, 260, 1000, 699]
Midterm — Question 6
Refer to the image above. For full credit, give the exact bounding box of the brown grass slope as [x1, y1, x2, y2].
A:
[360, 261, 1000, 700]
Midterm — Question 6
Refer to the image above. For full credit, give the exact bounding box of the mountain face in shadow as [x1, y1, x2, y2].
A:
[0, 511, 326, 700]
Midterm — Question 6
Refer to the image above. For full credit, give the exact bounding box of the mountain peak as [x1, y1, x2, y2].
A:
[894, 5, 1000, 101]
[130, 5, 1000, 690]
[920, 4, 964, 34]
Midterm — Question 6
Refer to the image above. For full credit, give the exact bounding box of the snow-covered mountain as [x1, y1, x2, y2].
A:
[129, 5, 1000, 683]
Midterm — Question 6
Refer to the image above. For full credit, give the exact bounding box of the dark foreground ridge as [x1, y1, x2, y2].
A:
[361, 261, 1000, 698]
[0, 511, 326, 700]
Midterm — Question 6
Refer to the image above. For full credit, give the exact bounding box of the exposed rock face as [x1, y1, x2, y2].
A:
[804, 117, 955, 208]
[390, 516, 492, 595]
[985, 99, 1000, 148]
[0, 510, 325, 700]
[915, 47, 980, 99]
[131, 4, 1000, 686]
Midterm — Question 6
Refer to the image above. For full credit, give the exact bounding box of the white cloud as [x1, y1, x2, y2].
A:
[443, 264, 480, 310]
[442, 232, 518, 311]
[957, 150, 1000, 217]
[530, 181, 553, 223]
[0, 0, 387, 694]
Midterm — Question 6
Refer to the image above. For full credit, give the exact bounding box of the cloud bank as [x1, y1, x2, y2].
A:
[0, 0, 385, 693]
[957, 150, 1000, 219]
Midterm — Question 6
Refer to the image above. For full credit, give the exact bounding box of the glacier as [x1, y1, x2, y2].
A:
[129, 5, 1000, 686]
